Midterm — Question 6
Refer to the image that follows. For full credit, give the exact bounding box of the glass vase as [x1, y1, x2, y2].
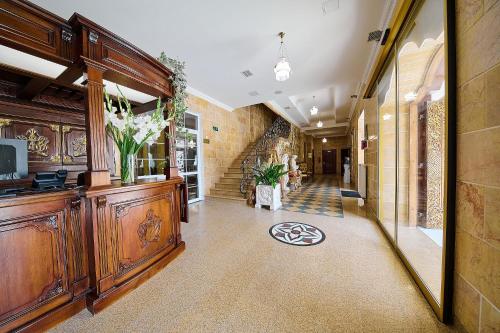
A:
[121, 153, 136, 184]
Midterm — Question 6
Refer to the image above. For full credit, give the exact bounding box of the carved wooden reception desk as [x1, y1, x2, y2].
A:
[83, 178, 186, 314]
[0, 0, 187, 331]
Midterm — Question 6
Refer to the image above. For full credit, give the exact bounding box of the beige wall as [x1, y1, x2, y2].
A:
[187, 94, 275, 195]
[453, 1, 500, 332]
[312, 136, 349, 175]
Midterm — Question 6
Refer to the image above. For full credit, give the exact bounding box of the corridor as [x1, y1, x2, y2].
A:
[50, 178, 452, 332]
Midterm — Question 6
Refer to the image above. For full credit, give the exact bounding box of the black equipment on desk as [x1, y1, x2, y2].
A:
[0, 139, 28, 180]
[32, 170, 68, 190]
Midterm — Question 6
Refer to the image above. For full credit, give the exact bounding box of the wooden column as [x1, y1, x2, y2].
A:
[84, 60, 110, 186]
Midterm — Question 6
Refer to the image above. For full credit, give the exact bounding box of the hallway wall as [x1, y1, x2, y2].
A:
[187, 95, 275, 195]
[453, 1, 500, 331]
[346, 1, 500, 331]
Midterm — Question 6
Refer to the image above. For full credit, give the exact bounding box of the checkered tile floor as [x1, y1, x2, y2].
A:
[281, 176, 344, 217]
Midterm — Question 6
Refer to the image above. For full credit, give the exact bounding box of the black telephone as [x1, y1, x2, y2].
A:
[32, 170, 68, 190]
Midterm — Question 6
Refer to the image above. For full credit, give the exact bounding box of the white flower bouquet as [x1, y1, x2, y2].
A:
[104, 87, 169, 184]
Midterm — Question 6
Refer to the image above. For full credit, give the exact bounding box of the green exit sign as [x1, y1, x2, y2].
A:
[212, 126, 219, 132]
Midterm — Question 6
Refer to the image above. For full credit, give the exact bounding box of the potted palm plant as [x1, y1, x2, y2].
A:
[254, 163, 288, 211]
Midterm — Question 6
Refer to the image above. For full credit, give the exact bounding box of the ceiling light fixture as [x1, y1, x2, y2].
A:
[274, 32, 291, 82]
[317, 120, 323, 128]
[322, 138, 327, 143]
[310, 95, 318, 115]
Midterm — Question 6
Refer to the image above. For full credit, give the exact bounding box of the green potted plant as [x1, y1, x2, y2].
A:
[254, 163, 287, 211]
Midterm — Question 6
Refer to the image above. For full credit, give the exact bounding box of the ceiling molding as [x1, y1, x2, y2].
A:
[186, 86, 234, 112]
[264, 101, 302, 128]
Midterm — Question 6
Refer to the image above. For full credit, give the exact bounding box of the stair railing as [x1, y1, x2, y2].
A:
[240, 116, 291, 194]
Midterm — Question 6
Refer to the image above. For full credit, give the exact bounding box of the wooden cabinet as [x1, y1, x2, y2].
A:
[0, 191, 88, 332]
[83, 178, 185, 313]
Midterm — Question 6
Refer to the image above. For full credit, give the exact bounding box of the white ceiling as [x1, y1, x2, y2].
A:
[32, 0, 393, 137]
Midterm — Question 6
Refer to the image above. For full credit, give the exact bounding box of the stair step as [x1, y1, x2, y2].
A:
[206, 194, 246, 202]
[210, 188, 244, 198]
[224, 172, 243, 178]
[220, 177, 241, 184]
[227, 167, 241, 173]
[215, 182, 240, 190]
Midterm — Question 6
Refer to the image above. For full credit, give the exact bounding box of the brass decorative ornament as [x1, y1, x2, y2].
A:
[16, 128, 49, 157]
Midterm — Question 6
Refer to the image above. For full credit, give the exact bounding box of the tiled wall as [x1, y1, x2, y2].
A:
[454, 0, 500, 332]
[187, 94, 275, 195]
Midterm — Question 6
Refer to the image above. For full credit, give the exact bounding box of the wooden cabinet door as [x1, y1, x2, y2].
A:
[112, 188, 176, 282]
[0, 212, 70, 327]
[61, 125, 87, 165]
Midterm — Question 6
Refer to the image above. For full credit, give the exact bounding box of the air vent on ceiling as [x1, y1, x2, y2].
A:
[248, 91, 259, 96]
[284, 106, 291, 110]
[274, 90, 283, 95]
[241, 70, 253, 78]
[367, 30, 383, 42]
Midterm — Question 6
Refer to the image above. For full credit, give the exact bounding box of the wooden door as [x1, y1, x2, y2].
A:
[322, 149, 336, 174]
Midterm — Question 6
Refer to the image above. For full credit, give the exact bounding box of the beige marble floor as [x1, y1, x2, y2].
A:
[51, 182, 455, 332]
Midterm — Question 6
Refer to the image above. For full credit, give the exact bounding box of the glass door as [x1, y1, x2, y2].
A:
[176, 112, 202, 203]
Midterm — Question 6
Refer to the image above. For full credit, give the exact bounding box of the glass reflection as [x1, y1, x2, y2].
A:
[397, 0, 445, 302]
[377, 56, 397, 239]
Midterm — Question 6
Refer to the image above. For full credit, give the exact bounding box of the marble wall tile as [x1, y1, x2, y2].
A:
[485, 63, 500, 128]
[480, 297, 500, 333]
[456, 1, 500, 86]
[484, 186, 500, 249]
[457, 74, 486, 133]
[457, 127, 500, 187]
[455, 229, 500, 307]
[456, 0, 484, 34]
[456, 181, 485, 239]
[453, 274, 481, 333]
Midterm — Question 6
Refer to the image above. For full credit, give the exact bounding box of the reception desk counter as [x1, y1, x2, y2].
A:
[0, 178, 187, 332]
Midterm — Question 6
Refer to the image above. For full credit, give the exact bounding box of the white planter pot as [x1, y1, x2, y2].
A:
[255, 184, 282, 211]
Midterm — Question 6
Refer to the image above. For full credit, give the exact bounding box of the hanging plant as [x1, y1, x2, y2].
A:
[158, 51, 188, 126]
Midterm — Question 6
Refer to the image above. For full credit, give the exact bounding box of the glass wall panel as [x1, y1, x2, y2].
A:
[377, 56, 397, 239]
[396, 0, 445, 302]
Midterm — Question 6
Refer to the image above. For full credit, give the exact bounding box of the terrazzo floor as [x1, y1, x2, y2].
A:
[50, 177, 455, 332]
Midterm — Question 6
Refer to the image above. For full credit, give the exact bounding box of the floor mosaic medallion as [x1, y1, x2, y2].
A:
[269, 222, 326, 246]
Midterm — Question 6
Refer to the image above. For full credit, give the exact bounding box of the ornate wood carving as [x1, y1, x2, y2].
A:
[72, 134, 87, 157]
[16, 127, 49, 157]
[96, 195, 109, 277]
[70, 197, 85, 279]
[0, 0, 74, 65]
[137, 209, 162, 248]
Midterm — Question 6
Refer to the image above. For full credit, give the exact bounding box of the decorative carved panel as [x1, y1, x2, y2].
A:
[0, 1, 74, 64]
[113, 192, 174, 277]
[62, 125, 87, 165]
[137, 209, 162, 248]
[2, 119, 61, 164]
[0, 212, 69, 323]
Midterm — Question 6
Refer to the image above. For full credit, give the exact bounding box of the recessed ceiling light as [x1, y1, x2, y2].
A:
[241, 70, 253, 78]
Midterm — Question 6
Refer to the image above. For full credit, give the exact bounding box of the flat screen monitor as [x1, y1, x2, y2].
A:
[0, 139, 28, 180]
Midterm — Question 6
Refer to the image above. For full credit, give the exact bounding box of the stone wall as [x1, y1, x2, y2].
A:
[187, 94, 275, 195]
[454, 1, 500, 332]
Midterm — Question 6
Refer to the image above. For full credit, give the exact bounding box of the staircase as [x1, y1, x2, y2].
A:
[208, 142, 257, 201]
